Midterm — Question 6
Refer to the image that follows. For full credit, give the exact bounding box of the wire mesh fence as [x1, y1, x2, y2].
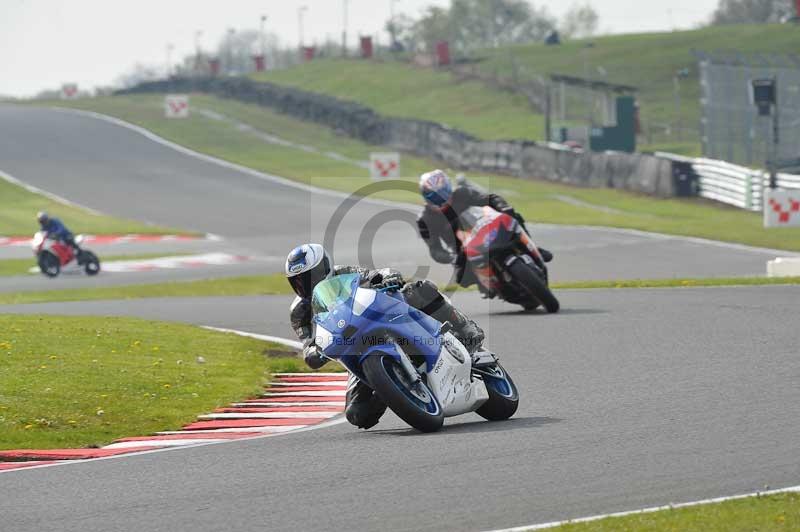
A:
[696, 50, 800, 167]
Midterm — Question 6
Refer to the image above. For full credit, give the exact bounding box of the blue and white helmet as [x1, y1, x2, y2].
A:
[419, 169, 453, 208]
[285, 243, 333, 298]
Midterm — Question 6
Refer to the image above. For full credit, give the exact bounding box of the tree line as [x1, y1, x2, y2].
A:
[711, 0, 797, 24]
[389, 0, 598, 54]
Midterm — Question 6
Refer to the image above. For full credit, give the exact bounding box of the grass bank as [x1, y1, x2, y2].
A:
[1, 274, 798, 306]
[36, 95, 800, 252]
[0, 178, 181, 237]
[0, 273, 289, 305]
[0, 315, 306, 450]
[256, 59, 544, 141]
[256, 25, 796, 156]
[547, 491, 799, 531]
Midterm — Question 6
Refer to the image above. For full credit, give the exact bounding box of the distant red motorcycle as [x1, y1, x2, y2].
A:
[456, 206, 559, 313]
[31, 231, 101, 278]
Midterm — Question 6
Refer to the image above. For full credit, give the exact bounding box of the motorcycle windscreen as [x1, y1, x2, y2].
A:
[457, 206, 486, 233]
[311, 273, 360, 318]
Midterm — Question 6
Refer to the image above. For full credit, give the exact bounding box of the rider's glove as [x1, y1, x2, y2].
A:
[380, 271, 404, 288]
[431, 248, 457, 265]
[302, 339, 326, 370]
[368, 269, 404, 289]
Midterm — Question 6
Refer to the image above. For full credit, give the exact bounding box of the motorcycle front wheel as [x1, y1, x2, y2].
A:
[508, 260, 560, 313]
[38, 251, 60, 278]
[362, 353, 444, 433]
[475, 362, 519, 421]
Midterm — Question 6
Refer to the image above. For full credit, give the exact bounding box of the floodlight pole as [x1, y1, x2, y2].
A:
[194, 31, 204, 72]
[260, 15, 268, 57]
[544, 82, 552, 142]
[226, 29, 235, 74]
[298, 6, 309, 49]
[771, 81, 780, 189]
[673, 75, 681, 140]
[582, 43, 594, 126]
[165, 43, 174, 77]
[342, 0, 349, 57]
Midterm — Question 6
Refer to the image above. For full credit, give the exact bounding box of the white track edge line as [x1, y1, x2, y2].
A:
[0, 329, 343, 475]
[485, 484, 800, 531]
[201, 326, 303, 350]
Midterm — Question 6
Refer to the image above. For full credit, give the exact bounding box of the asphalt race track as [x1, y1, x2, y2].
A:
[1, 287, 799, 531]
[1, 105, 798, 531]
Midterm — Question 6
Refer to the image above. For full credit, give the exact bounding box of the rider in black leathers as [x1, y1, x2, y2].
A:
[285, 244, 484, 430]
[416, 170, 552, 292]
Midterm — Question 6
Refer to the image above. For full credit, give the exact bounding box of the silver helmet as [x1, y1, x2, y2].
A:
[285, 243, 333, 298]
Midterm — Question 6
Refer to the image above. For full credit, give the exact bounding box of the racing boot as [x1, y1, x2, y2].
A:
[538, 247, 553, 263]
[345, 375, 386, 430]
[65, 236, 84, 261]
[434, 303, 485, 355]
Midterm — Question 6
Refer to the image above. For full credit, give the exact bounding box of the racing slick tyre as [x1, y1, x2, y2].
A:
[79, 251, 101, 276]
[37, 251, 60, 278]
[509, 260, 560, 313]
[362, 353, 444, 433]
[475, 362, 519, 421]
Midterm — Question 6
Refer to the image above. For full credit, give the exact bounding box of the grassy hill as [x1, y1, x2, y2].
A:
[255, 24, 799, 155]
[256, 59, 543, 140]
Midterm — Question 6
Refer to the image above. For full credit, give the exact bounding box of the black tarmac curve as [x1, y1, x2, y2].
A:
[0, 106, 798, 531]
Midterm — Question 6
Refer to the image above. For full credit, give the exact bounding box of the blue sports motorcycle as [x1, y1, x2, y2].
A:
[311, 273, 519, 432]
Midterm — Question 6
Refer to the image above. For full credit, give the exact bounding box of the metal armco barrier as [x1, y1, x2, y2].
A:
[690, 158, 800, 212]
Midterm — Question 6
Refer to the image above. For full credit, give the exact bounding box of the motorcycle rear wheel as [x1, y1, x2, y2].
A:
[508, 260, 560, 313]
[80, 251, 101, 276]
[38, 252, 60, 278]
[362, 353, 444, 433]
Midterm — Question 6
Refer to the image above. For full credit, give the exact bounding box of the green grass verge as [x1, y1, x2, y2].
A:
[0, 178, 182, 237]
[34, 95, 800, 252]
[548, 492, 799, 531]
[0, 274, 290, 305]
[554, 276, 800, 290]
[0, 314, 309, 450]
[1, 274, 799, 306]
[0, 253, 191, 277]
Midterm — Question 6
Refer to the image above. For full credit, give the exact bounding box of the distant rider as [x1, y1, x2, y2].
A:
[37, 212, 81, 253]
[285, 243, 484, 430]
[416, 170, 552, 295]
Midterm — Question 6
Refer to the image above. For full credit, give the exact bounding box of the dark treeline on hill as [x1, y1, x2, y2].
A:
[387, 0, 599, 54]
[711, 0, 798, 24]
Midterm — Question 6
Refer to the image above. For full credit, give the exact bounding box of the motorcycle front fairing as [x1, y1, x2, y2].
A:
[32, 231, 74, 265]
[312, 274, 443, 377]
[311, 275, 488, 416]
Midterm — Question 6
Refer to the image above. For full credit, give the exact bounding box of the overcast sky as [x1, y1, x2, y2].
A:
[2, 0, 719, 97]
